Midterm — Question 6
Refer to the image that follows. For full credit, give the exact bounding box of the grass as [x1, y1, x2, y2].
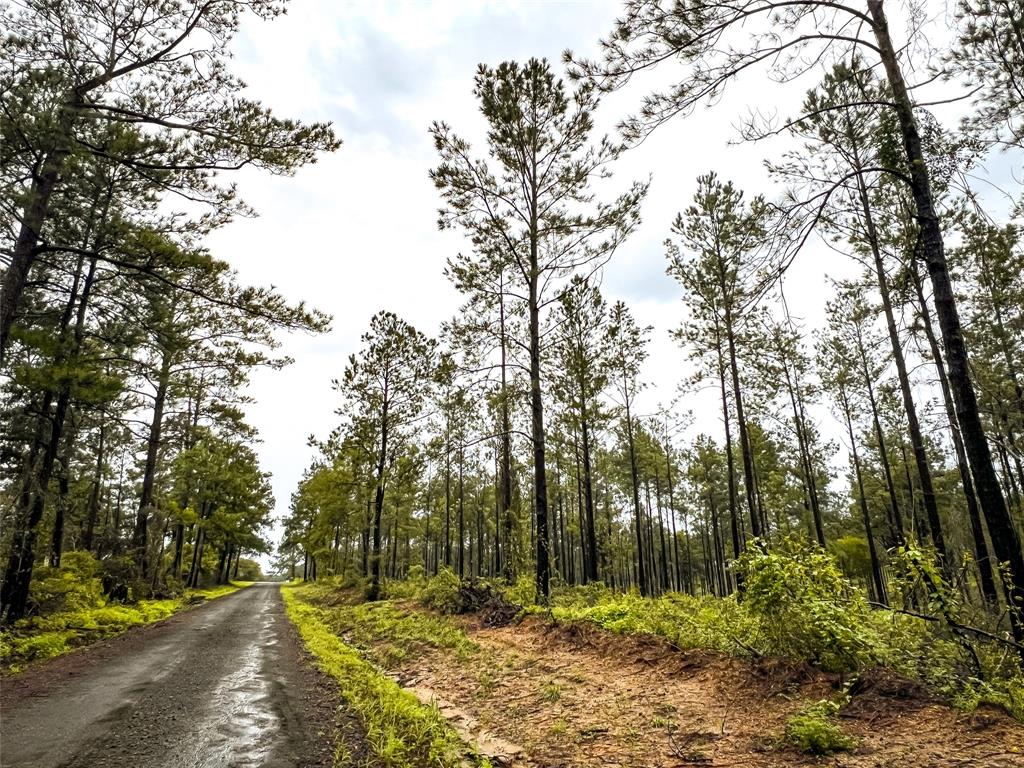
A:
[784, 699, 858, 755]
[295, 579, 479, 669]
[0, 582, 248, 671]
[281, 583, 490, 767]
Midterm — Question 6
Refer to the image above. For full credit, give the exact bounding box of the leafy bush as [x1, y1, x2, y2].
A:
[27, 551, 105, 615]
[384, 565, 427, 600]
[5, 630, 76, 663]
[504, 575, 538, 607]
[785, 699, 857, 755]
[549, 581, 614, 608]
[418, 568, 462, 613]
[737, 538, 878, 671]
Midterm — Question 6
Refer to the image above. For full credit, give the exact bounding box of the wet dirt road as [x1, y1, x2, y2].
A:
[0, 584, 339, 768]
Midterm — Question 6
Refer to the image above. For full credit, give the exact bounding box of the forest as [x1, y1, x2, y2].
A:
[2, 1, 1024, 767]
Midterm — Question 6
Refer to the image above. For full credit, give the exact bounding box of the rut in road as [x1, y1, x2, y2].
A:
[0, 584, 357, 768]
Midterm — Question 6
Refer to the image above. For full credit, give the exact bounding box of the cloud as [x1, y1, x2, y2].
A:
[207, 0, 1010, 562]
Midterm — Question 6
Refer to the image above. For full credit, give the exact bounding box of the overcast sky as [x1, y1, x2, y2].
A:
[200, 0, 1007, 560]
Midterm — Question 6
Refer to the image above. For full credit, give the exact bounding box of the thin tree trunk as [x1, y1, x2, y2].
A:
[854, 168, 946, 563]
[869, 0, 1024, 652]
[840, 382, 888, 606]
[716, 331, 742, 564]
[0, 101, 79, 363]
[857, 326, 906, 546]
[368, 396, 389, 600]
[132, 350, 173, 578]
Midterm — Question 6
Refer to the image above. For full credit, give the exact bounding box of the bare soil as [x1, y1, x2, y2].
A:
[383, 609, 1024, 768]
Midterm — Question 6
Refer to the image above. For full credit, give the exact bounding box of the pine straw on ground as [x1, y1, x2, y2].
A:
[380, 609, 1023, 768]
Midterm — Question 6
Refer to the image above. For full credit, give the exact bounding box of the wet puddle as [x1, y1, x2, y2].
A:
[168, 600, 283, 767]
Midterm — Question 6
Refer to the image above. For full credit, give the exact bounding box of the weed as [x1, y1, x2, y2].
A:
[784, 699, 857, 755]
[476, 668, 498, 697]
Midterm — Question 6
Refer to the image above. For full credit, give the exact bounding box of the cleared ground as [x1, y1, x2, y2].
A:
[301, 587, 1024, 768]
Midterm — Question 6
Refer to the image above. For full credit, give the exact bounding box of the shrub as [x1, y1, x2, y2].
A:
[503, 575, 537, 607]
[27, 551, 105, 615]
[7, 630, 76, 663]
[418, 568, 462, 613]
[384, 565, 427, 600]
[737, 538, 878, 671]
[785, 699, 857, 755]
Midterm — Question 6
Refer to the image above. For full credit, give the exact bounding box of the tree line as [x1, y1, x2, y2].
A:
[0, 1, 338, 621]
[284, 0, 1024, 657]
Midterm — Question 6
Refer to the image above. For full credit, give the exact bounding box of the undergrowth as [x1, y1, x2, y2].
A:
[296, 578, 478, 668]
[380, 543, 1024, 721]
[784, 698, 857, 755]
[282, 583, 490, 767]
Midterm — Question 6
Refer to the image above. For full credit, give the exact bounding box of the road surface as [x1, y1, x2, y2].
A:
[0, 584, 346, 768]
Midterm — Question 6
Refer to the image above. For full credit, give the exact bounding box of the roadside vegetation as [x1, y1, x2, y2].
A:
[287, 555, 1024, 765]
[0, 552, 250, 671]
[282, 582, 490, 768]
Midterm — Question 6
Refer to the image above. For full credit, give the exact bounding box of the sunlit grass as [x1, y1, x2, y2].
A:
[281, 583, 491, 767]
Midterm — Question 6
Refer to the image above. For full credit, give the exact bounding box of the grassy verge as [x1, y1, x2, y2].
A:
[298, 580, 478, 668]
[282, 583, 489, 768]
[0, 582, 249, 672]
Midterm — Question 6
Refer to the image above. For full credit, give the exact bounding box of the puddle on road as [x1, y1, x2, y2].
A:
[168, 599, 284, 768]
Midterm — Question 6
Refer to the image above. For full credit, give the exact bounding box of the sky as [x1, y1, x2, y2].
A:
[199, 0, 992, 561]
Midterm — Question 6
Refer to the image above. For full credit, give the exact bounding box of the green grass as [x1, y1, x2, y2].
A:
[282, 583, 490, 767]
[0, 582, 248, 671]
[784, 699, 858, 755]
[295, 579, 479, 669]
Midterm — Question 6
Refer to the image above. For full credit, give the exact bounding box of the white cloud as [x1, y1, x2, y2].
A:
[202, 0, 1010, 560]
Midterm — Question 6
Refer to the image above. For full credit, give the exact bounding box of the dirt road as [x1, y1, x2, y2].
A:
[0, 584, 346, 768]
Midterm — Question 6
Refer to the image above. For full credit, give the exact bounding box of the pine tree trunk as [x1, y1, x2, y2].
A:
[132, 350, 173, 578]
[581, 417, 599, 583]
[854, 172, 946, 563]
[910, 254, 998, 604]
[857, 327, 906, 546]
[0, 101, 78, 364]
[623, 380, 647, 596]
[83, 421, 105, 553]
[529, 270, 552, 602]
[869, 0, 1024, 652]
[725, 319, 760, 538]
[716, 332, 742, 565]
[840, 382, 888, 606]
[368, 398, 389, 601]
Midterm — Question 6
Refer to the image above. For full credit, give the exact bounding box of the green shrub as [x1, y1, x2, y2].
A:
[545, 589, 754, 655]
[737, 538, 878, 671]
[503, 575, 537, 607]
[418, 568, 462, 613]
[785, 699, 857, 755]
[28, 551, 105, 615]
[384, 565, 427, 600]
[7, 630, 76, 664]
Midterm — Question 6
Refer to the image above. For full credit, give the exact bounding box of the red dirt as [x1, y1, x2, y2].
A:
[389, 613, 1024, 768]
